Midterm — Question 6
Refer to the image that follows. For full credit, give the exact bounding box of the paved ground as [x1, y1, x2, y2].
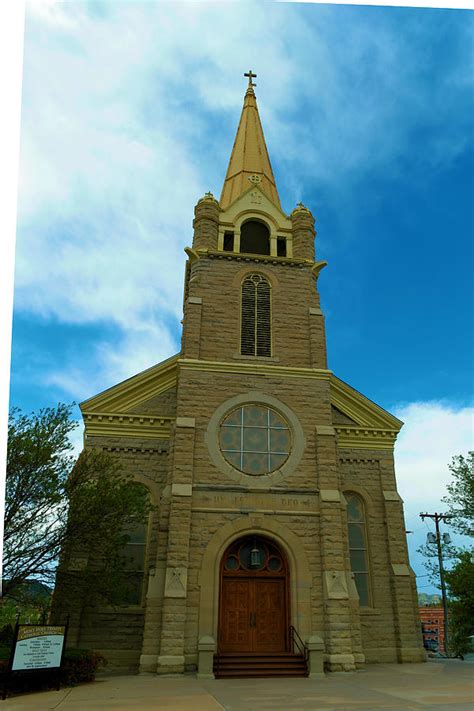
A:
[3, 660, 473, 711]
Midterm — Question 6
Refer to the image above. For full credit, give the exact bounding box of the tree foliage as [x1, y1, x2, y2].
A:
[3, 404, 151, 604]
[418, 451, 473, 585]
[442, 451, 474, 537]
[417, 452, 474, 655]
[445, 551, 474, 656]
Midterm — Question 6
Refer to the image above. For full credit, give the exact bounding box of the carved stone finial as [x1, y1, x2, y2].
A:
[197, 191, 219, 206]
[291, 202, 312, 219]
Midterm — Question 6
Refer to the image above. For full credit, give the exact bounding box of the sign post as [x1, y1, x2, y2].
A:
[2, 620, 68, 700]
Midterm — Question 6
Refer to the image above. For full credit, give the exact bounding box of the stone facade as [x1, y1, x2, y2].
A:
[52, 79, 424, 675]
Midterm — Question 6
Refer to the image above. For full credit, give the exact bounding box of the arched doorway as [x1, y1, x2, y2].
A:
[218, 534, 289, 653]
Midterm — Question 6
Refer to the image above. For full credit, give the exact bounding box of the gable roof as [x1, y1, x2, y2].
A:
[81, 354, 402, 441]
[80, 353, 179, 414]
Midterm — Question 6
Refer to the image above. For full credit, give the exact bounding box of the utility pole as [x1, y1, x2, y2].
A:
[420, 512, 453, 655]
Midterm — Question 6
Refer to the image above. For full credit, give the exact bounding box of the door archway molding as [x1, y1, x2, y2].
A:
[197, 516, 313, 642]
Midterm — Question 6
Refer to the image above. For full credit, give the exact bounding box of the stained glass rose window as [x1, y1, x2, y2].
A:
[219, 404, 291, 475]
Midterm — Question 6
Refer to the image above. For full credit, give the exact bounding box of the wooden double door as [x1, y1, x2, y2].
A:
[219, 577, 287, 653]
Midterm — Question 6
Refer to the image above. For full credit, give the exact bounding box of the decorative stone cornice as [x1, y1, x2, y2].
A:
[83, 412, 173, 439]
[336, 426, 398, 451]
[339, 456, 380, 463]
[100, 445, 168, 454]
[178, 357, 332, 381]
[205, 249, 309, 268]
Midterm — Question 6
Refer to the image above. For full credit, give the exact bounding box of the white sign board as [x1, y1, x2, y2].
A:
[11, 625, 66, 671]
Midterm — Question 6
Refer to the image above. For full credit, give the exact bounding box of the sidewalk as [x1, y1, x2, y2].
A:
[3, 659, 473, 711]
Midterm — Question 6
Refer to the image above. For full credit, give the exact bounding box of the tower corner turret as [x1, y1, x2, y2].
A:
[192, 191, 220, 250]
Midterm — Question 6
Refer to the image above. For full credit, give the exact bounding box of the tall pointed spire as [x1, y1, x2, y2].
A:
[220, 71, 281, 210]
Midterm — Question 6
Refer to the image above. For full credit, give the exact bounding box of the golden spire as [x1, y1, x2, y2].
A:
[219, 71, 281, 210]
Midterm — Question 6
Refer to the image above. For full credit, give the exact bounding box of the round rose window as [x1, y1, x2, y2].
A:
[219, 404, 291, 475]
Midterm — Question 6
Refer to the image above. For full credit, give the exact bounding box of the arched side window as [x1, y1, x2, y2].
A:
[346, 492, 372, 607]
[112, 484, 151, 606]
[241, 274, 271, 357]
[240, 220, 270, 255]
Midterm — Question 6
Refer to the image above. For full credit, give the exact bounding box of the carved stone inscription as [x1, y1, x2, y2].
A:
[192, 490, 318, 515]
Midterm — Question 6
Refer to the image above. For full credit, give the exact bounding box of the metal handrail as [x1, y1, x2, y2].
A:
[289, 624, 308, 664]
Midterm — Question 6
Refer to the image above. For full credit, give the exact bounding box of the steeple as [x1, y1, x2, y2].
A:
[220, 71, 281, 210]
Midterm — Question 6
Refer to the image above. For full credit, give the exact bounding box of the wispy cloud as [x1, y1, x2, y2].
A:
[14, 3, 473, 404]
[43, 319, 179, 402]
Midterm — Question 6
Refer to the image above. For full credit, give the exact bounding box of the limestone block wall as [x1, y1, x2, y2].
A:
[339, 452, 424, 663]
[176, 369, 333, 491]
[78, 609, 145, 675]
[181, 257, 325, 368]
[129, 389, 177, 417]
[53, 434, 171, 673]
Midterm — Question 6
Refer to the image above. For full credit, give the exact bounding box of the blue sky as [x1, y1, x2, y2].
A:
[5, 1, 474, 592]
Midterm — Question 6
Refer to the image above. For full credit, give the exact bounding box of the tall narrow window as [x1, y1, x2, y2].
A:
[111, 485, 150, 606]
[241, 274, 271, 357]
[223, 232, 234, 251]
[346, 493, 371, 606]
[277, 237, 287, 257]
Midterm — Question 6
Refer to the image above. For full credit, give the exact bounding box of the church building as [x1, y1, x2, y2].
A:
[58, 73, 424, 677]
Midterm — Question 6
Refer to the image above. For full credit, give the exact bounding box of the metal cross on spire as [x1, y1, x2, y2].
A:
[244, 70, 257, 88]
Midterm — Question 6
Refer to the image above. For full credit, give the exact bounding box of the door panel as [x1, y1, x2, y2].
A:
[220, 579, 252, 652]
[219, 577, 286, 653]
[254, 578, 286, 652]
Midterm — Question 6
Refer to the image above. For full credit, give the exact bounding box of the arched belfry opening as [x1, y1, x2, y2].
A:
[240, 220, 270, 255]
[218, 534, 289, 654]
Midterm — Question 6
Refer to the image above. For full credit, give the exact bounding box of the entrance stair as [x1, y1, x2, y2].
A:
[213, 651, 308, 678]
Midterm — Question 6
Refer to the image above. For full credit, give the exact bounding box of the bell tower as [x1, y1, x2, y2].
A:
[181, 71, 328, 370]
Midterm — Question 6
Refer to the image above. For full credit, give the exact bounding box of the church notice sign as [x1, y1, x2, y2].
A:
[11, 625, 66, 671]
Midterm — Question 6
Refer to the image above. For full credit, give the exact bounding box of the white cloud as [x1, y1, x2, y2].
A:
[393, 401, 473, 588]
[394, 401, 473, 512]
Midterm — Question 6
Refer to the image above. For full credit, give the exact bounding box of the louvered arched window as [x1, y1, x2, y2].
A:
[346, 492, 372, 606]
[241, 274, 271, 357]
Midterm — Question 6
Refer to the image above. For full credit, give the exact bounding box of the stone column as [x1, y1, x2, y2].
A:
[156, 417, 196, 674]
[182, 296, 203, 359]
[197, 635, 216, 679]
[308, 307, 328, 369]
[316, 425, 357, 671]
[307, 635, 324, 677]
[380, 465, 425, 663]
[139, 475, 172, 673]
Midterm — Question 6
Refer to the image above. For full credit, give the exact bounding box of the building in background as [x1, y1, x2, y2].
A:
[420, 606, 445, 653]
[52, 74, 425, 677]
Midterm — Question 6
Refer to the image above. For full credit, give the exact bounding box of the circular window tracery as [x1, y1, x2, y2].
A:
[219, 404, 291, 476]
[222, 536, 286, 575]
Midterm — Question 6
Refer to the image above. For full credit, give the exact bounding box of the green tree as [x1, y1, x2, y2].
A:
[418, 452, 473, 585]
[442, 452, 474, 537]
[3, 404, 150, 605]
[445, 551, 474, 656]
